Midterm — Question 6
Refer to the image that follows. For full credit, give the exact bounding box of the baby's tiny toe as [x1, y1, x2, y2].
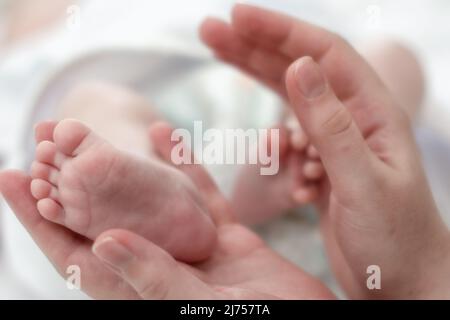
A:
[292, 187, 319, 204]
[35, 141, 68, 169]
[54, 119, 93, 156]
[31, 179, 59, 200]
[307, 145, 320, 159]
[36, 141, 57, 164]
[37, 198, 64, 222]
[35, 121, 58, 143]
[303, 161, 324, 180]
[31, 162, 59, 185]
[290, 129, 309, 151]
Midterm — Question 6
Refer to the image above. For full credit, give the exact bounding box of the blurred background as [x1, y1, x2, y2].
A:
[0, 0, 449, 299]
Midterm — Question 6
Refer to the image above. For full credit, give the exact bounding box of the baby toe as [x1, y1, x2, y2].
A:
[31, 179, 59, 200]
[37, 198, 64, 222]
[53, 119, 94, 156]
[307, 145, 320, 160]
[34, 121, 58, 143]
[290, 129, 309, 151]
[303, 161, 325, 180]
[31, 161, 59, 185]
[36, 141, 68, 169]
[292, 186, 319, 204]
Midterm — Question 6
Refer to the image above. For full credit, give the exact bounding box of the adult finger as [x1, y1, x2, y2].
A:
[285, 57, 378, 195]
[201, 4, 385, 103]
[0, 170, 138, 299]
[200, 17, 291, 95]
[93, 229, 221, 300]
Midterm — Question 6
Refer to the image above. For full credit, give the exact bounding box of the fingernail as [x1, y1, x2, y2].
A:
[93, 237, 134, 270]
[294, 57, 326, 99]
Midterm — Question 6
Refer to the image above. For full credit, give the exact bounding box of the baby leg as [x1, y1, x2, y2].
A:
[56, 81, 160, 157]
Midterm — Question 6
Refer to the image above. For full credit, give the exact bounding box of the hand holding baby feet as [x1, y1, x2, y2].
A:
[1, 157, 334, 300]
[285, 54, 450, 299]
[30, 119, 217, 263]
[202, 4, 450, 299]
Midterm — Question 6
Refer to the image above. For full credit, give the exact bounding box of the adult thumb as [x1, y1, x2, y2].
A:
[93, 229, 220, 300]
[285, 57, 376, 194]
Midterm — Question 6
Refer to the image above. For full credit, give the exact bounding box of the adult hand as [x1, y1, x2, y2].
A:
[90, 122, 335, 299]
[0, 122, 334, 300]
[200, 4, 450, 299]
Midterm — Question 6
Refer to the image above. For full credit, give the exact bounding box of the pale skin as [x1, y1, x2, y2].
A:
[30, 119, 217, 263]
[231, 35, 425, 227]
[1, 3, 450, 299]
[27, 82, 321, 263]
[1, 0, 74, 46]
[232, 122, 325, 225]
[0, 124, 335, 299]
[200, 4, 450, 299]
[58, 81, 325, 229]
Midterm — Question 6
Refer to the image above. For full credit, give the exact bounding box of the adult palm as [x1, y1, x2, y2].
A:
[200, 4, 448, 299]
[0, 122, 333, 299]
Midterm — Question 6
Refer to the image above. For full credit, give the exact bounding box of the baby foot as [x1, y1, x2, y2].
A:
[285, 117, 324, 203]
[30, 119, 217, 262]
[232, 123, 324, 225]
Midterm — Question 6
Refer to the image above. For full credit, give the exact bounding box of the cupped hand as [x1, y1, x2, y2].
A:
[89, 122, 334, 299]
[0, 122, 334, 300]
[201, 4, 450, 299]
